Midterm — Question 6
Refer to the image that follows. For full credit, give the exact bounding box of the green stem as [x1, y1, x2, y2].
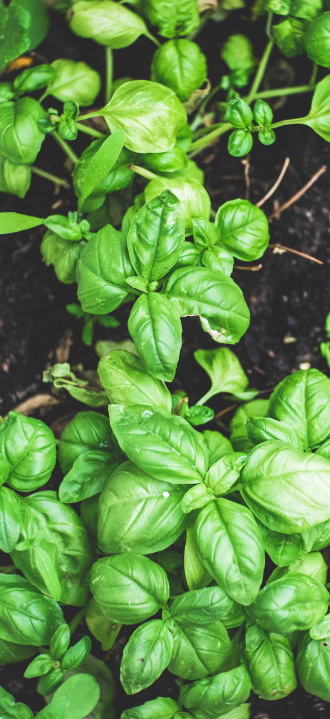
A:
[69, 608, 86, 636]
[252, 84, 315, 100]
[105, 46, 113, 105]
[77, 111, 103, 121]
[52, 131, 79, 164]
[309, 61, 318, 85]
[31, 166, 69, 187]
[146, 32, 161, 47]
[189, 122, 232, 152]
[266, 116, 308, 130]
[245, 37, 274, 105]
[129, 164, 158, 180]
[75, 121, 106, 139]
[195, 390, 214, 406]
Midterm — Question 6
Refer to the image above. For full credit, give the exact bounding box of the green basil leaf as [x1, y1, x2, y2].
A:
[297, 632, 330, 702]
[180, 665, 251, 719]
[241, 440, 330, 533]
[181, 483, 213, 514]
[109, 404, 209, 484]
[69, 0, 149, 48]
[24, 653, 54, 678]
[143, 0, 199, 38]
[273, 17, 305, 57]
[127, 191, 185, 281]
[0, 212, 44, 234]
[37, 673, 100, 719]
[78, 130, 125, 209]
[10, 491, 93, 605]
[304, 74, 330, 142]
[0, 637, 35, 664]
[269, 551, 328, 586]
[0, 0, 49, 73]
[59, 410, 117, 474]
[41, 231, 84, 284]
[247, 574, 329, 634]
[128, 293, 182, 382]
[184, 524, 212, 591]
[0, 412, 56, 491]
[0, 154, 31, 199]
[205, 452, 246, 495]
[229, 399, 269, 452]
[194, 347, 257, 405]
[244, 623, 297, 700]
[303, 517, 330, 551]
[121, 697, 179, 719]
[98, 349, 172, 410]
[85, 598, 121, 651]
[61, 635, 91, 670]
[269, 368, 330, 449]
[309, 614, 330, 640]
[170, 586, 244, 628]
[164, 266, 250, 344]
[73, 141, 134, 212]
[0, 487, 21, 552]
[194, 498, 265, 605]
[304, 12, 330, 67]
[168, 618, 230, 680]
[98, 460, 187, 554]
[151, 40, 207, 102]
[0, 686, 34, 719]
[145, 177, 210, 235]
[59, 450, 120, 503]
[47, 59, 101, 105]
[221, 34, 256, 87]
[202, 245, 234, 276]
[141, 146, 188, 173]
[246, 416, 303, 449]
[0, 573, 64, 645]
[0, 98, 46, 165]
[120, 619, 174, 694]
[101, 81, 186, 153]
[13, 64, 55, 95]
[77, 225, 132, 314]
[215, 199, 269, 261]
[90, 553, 170, 623]
[50, 624, 70, 660]
[203, 430, 234, 467]
[255, 519, 307, 567]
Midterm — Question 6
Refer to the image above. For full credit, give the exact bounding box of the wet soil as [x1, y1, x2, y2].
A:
[0, 6, 330, 718]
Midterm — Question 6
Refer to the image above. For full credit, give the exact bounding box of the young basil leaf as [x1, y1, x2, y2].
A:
[168, 618, 230, 680]
[69, 0, 149, 48]
[59, 449, 120, 503]
[73, 141, 134, 211]
[0, 487, 21, 553]
[241, 440, 330, 533]
[273, 17, 305, 57]
[228, 130, 253, 158]
[86, 598, 121, 650]
[202, 245, 234, 277]
[194, 498, 265, 605]
[0, 154, 31, 199]
[205, 452, 246, 495]
[121, 620, 173, 695]
[184, 524, 212, 591]
[0, 573, 64, 645]
[309, 614, 330, 640]
[24, 653, 54, 678]
[37, 667, 65, 695]
[244, 623, 297, 700]
[170, 586, 244, 628]
[50, 624, 71, 660]
[304, 11, 330, 67]
[229, 399, 269, 452]
[128, 293, 182, 382]
[0, 212, 44, 234]
[41, 231, 84, 284]
[246, 416, 303, 449]
[247, 574, 329, 634]
[203, 430, 234, 467]
[221, 34, 256, 88]
[109, 404, 209, 484]
[192, 218, 221, 251]
[297, 632, 330, 702]
[37, 673, 101, 719]
[98, 349, 172, 410]
[269, 368, 330, 449]
[181, 483, 213, 514]
[78, 130, 125, 210]
[180, 665, 251, 718]
[186, 405, 215, 426]
[151, 40, 207, 102]
[215, 199, 269, 262]
[13, 64, 55, 95]
[77, 224, 132, 314]
[47, 59, 101, 105]
[101, 80, 187, 153]
[90, 553, 170, 623]
[59, 410, 117, 474]
[128, 191, 185, 282]
[0, 98, 47, 165]
[255, 518, 307, 567]
[164, 266, 250, 344]
[141, 146, 188, 173]
[194, 347, 257, 405]
[145, 177, 211, 235]
[98, 460, 187, 554]
[225, 99, 253, 130]
[143, 0, 199, 39]
[121, 697, 179, 719]
[61, 635, 92, 670]
[304, 75, 330, 142]
[11, 492, 93, 605]
[0, 412, 56, 491]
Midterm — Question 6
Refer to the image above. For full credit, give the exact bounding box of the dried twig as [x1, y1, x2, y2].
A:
[214, 403, 238, 420]
[7, 394, 60, 417]
[234, 264, 263, 271]
[270, 243, 323, 265]
[269, 164, 327, 220]
[256, 157, 290, 207]
[241, 156, 251, 201]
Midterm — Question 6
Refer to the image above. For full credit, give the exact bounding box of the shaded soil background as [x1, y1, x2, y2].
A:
[0, 4, 330, 718]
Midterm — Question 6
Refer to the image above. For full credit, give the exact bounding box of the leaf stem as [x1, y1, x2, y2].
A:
[105, 46, 113, 105]
[128, 164, 158, 180]
[245, 37, 274, 105]
[69, 608, 86, 635]
[52, 131, 79, 164]
[251, 84, 315, 100]
[31, 166, 69, 187]
[189, 122, 232, 153]
[75, 122, 106, 139]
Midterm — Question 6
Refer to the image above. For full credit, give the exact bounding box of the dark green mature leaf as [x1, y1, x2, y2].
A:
[77, 224, 132, 314]
[90, 553, 170, 624]
[0, 637, 35, 664]
[0, 0, 49, 72]
[164, 266, 250, 344]
[98, 460, 187, 554]
[121, 697, 179, 719]
[59, 410, 117, 474]
[109, 404, 209, 484]
[180, 665, 251, 719]
[151, 40, 207, 102]
[0, 573, 64, 645]
[120, 620, 174, 694]
[101, 80, 187, 153]
[244, 623, 297, 700]
[0, 212, 44, 234]
[215, 199, 269, 261]
[0, 98, 46, 165]
[304, 11, 330, 67]
[59, 450, 120, 503]
[0, 686, 34, 719]
[195, 498, 264, 605]
[0, 487, 21, 552]
[168, 618, 230, 680]
[128, 293, 182, 381]
[127, 191, 185, 281]
[0, 412, 56, 491]
[247, 574, 329, 634]
[78, 130, 125, 210]
[255, 519, 307, 567]
[143, 0, 199, 38]
[41, 231, 84, 284]
[11, 491, 93, 605]
[241, 440, 330, 533]
[98, 349, 172, 410]
[297, 632, 330, 702]
[170, 586, 245, 629]
[269, 551, 327, 586]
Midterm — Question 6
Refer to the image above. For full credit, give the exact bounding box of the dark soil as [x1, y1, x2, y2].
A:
[0, 6, 330, 718]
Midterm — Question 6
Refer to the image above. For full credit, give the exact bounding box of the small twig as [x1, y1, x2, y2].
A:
[269, 164, 327, 220]
[7, 394, 60, 417]
[269, 243, 323, 265]
[256, 157, 290, 208]
[214, 403, 239, 420]
[234, 264, 262, 271]
[242, 157, 251, 201]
